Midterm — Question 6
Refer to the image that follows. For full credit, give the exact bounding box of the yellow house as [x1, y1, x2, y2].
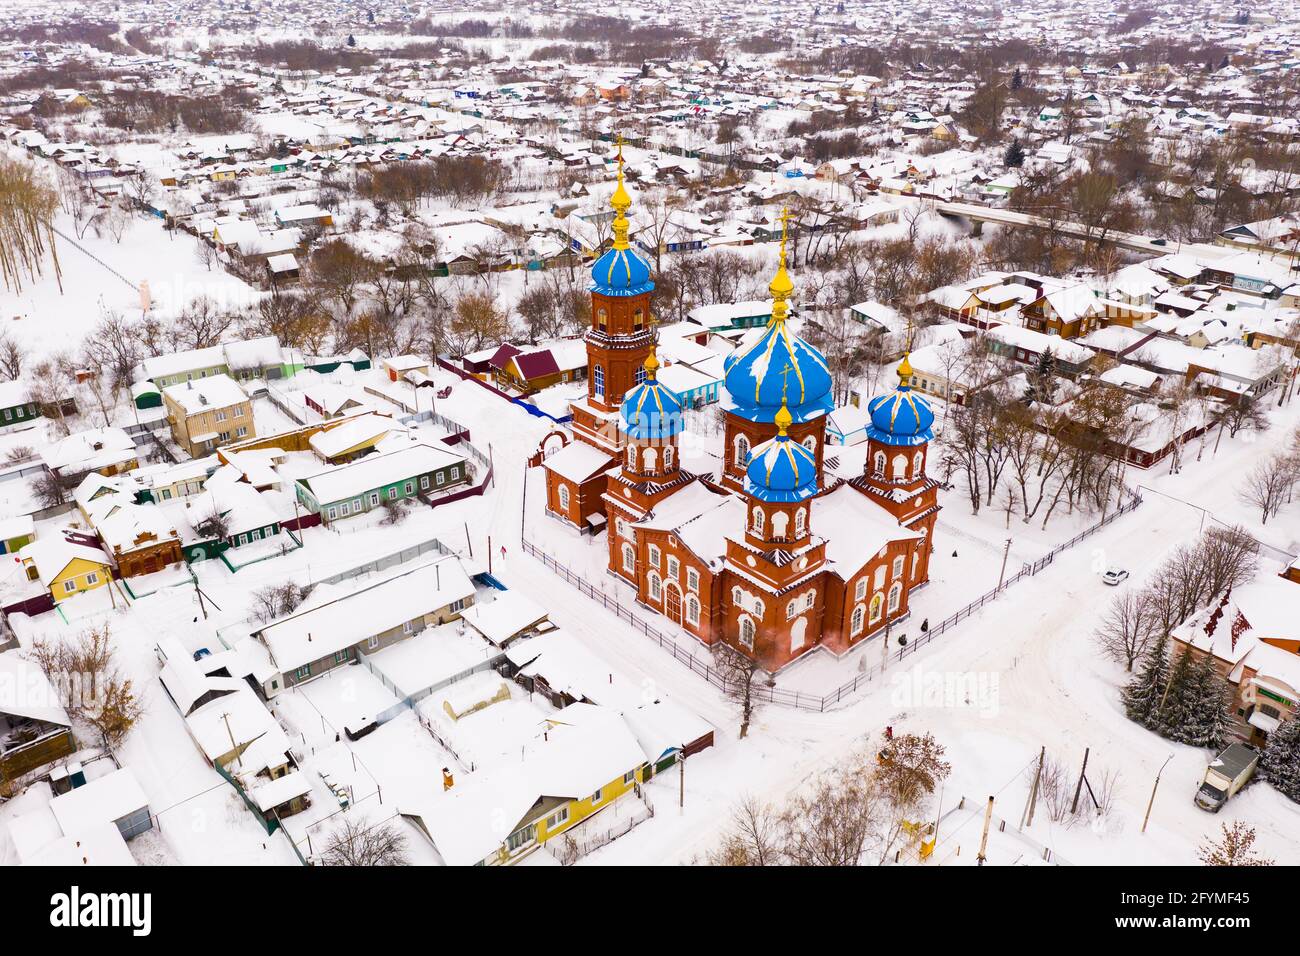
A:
[19, 531, 114, 602]
[403, 705, 650, 866]
[307, 413, 402, 464]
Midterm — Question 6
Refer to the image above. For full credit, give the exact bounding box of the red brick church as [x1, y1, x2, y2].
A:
[541, 162, 940, 671]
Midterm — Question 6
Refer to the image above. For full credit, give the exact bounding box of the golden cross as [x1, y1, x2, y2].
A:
[777, 206, 791, 244]
[778, 362, 794, 400]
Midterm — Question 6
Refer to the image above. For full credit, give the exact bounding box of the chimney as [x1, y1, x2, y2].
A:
[442, 767, 454, 791]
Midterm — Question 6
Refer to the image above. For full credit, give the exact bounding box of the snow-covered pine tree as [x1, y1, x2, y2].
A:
[1154, 644, 1196, 740]
[1179, 650, 1231, 749]
[1123, 631, 1169, 727]
[1260, 716, 1300, 802]
[1004, 139, 1025, 168]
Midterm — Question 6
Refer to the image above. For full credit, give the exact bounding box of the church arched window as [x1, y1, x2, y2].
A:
[891, 453, 907, 479]
[593, 365, 605, 399]
[739, 615, 755, 650]
[752, 506, 765, 535]
[802, 435, 817, 454]
[770, 510, 788, 540]
[685, 595, 700, 626]
[643, 446, 658, 473]
[648, 572, 662, 602]
[626, 446, 636, 469]
[635, 365, 647, 385]
[735, 433, 751, 465]
[558, 484, 570, 512]
[597, 308, 607, 330]
[869, 593, 884, 624]
[873, 451, 886, 476]
[794, 507, 806, 537]
[851, 604, 865, 636]
[888, 581, 903, 613]
[622, 544, 636, 573]
[663, 445, 674, 470]
[912, 450, 924, 476]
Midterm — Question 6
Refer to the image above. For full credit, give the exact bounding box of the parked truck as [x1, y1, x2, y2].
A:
[1194, 743, 1259, 812]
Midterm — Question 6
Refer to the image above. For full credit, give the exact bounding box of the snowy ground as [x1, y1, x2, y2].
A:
[2, 330, 1297, 866]
[2, 146, 261, 364]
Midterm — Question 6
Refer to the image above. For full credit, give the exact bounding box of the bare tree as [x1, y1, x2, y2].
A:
[28, 624, 143, 747]
[0, 328, 24, 380]
[706, 795, 784, 866]
[194, 508, 231, 541]
[782, 757, 883, 866]
[1218, 395, 1270, 439]
[1238, 453, 1299, 525]
[1095, 589, 1159, 672]
[32, 467, 72, 509]
[250, 582, 314, 623]
[320, 817, 410, 866]
[712, 642, 763, 739]
[170, 295, 236, 350]
[123, 166, 157, 210]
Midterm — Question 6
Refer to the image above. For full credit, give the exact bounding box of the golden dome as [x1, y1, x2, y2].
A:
[898, 353, 914, 385]
[774, 396, 793, 435]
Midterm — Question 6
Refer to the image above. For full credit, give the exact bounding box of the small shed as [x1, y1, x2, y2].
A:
[459, 591, 550, 647]
[132, 380, 162, 410]
[49, 767, 153, 840]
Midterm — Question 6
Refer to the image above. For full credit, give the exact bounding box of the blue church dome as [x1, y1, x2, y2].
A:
[620, 351, 684, 440]
[744, 403, 819, 503]
[590, 245, 654, 297]
[723, 320, 834, 424]
[589, 145, 654, 298]
[866, 355, 935, 447]
[722, 226, 832, 425]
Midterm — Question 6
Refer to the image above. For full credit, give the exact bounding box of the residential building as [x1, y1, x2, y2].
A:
[163, 374, 255, 458]
[249, 555, 475, 693]
[294, 442, 470, 523]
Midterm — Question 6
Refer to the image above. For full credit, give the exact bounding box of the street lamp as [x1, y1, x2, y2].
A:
[1141, 753, 1175, 834]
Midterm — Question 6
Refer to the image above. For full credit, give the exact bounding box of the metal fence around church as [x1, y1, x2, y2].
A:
[520, 492, 1144, 713]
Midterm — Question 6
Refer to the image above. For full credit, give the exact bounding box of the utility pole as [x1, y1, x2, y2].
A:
[679, 749, 686, 810]
[930, 782, 944, 856]
[1070, 747, 1090, 816]
[222, 712, 241, 769]
[1142, 753, 1175, 834]
[976, 795, 994, 866]
[997, 538, 1012, 591]
[1022, 746, 1045, 829]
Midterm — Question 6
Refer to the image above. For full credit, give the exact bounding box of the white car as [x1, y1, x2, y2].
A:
[1102, 567, 1130, 586]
